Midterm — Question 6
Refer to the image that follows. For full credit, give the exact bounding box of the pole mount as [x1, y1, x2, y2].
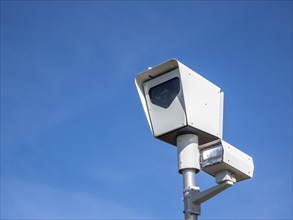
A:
[189, 178, 234, 205]
[184, 175, 234, 218]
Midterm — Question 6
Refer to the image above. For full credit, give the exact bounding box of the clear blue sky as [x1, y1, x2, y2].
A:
[1, 1, 292, 219]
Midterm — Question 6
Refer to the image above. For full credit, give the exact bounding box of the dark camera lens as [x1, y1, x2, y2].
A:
[149, 77, 180, 108]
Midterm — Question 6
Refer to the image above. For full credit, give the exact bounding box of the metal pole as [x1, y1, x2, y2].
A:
[177, 134, 200, 220]
[182, 169, 196, 189]
[182, 169, 198, 220]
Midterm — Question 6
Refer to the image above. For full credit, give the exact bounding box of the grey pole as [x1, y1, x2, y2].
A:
[182, 169, 198, 220]
[177, 134, 200, 220]
[182, 169, 196, 189]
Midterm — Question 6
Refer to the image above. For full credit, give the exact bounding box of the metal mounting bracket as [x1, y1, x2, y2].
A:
[190, 180, 234, 205]
[184, 171, 236, 216]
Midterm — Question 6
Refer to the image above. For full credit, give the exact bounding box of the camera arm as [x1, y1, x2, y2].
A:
[190, 179, 234, 204]
[183, 171, 236, 217]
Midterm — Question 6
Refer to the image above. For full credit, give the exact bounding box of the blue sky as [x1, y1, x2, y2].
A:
[1, 1, 292, 219]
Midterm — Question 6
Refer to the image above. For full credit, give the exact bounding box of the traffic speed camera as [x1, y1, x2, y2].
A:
[135, 59, 254, 218]
[135, 59, 224, 146]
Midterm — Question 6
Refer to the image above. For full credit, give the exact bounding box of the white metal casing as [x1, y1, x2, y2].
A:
[199, 139, 254, 182]
[177, 134, 200, 173]
[135, 59, 224, 146]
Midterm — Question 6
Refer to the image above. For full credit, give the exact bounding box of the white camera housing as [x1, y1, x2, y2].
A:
[199, 139, 254, 182]
[135, 59, 224, 146]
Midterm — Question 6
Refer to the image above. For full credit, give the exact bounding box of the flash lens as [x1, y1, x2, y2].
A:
[201, 144, 223, 168]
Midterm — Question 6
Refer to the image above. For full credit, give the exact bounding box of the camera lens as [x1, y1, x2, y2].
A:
[149, 77, 180, 108]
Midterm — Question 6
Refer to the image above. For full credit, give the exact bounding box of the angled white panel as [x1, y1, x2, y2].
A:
[221, 140, 254, 180]
[178, 62, 223, 139]
[135, 59, 179, 136]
